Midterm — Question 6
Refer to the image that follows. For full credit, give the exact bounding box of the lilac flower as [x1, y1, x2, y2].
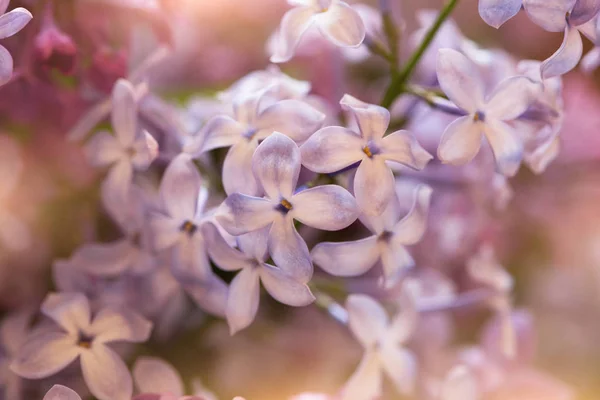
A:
[300, 94, 432, 216]
[435, 48, 541, 176]
[270, 0, 366, 63]
[0, 1, 32, 86]
[85, 79, 159, 207]
[439, 366, 478, 400]
[312, 185, 432, 287]
[149, 154, 229, 316]
[203, 223, 315, 334]
[216, 132, 359, 282]
[11, 293, 152, 400]
[43, 385, 82, 400]
[341, 294, 417, 400]
[188, 89, 325, 195]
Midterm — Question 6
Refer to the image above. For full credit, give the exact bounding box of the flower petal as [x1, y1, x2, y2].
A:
[160, 154, 202, 221]
[171, 234, 212, 282]
[67, 99, 112, 142]
[392, 185, 433, 245]
[540, 25, 583, 79]
[379, 346, 416, 395]
[222, 140, 261, 196]
[485, 76, 538, 120]
[256, 99, 325, 142]
[183, 273, 229, 317]
[437, 116, 482, 165]
[436, 49, 484, 112]
[226, 267, 261, 334]
[149, 212, 180, 250]
[299, 126, 365, 173]
[259, 263, 315, 306]
[340, 94, 390, 140]
[0, 0, 9, 15]
[315, 1, 366, 47]
[131, 131, 159, 170]
[80, 343, 133, 400]
[0, 8, 32, 39]
[354, 157, 395, 216]
[199, 115, 246, 153]
[201, 222, 251, 271]
[253, 132, 301, 199]
[216, 193, 276, 236]
[478, 0, 523, 28]
[44, 385, 82, 400]
[440, 366, 478, 400]
[85, 132, 123, 167]
[11, 331, 79, 379]
[111, 79, 138, 147]
[340, 351, 382, 400]
[101, 159, 134, 213]
[88, 308, 152, 343]
[292, 185, 358, 230]
[570, 0, 600, 25]
[41, 292, 91, 335]
[133, 357, 184, 397]
[311, 236, 380, 276]
[379, 243, 414, 288]
[268, 214, 313, 282]
[73, 240, 134, 276]
[523, 0, 575, 32]
[0, 44, 13, 86]
[484, 119, 524, 176]
[270, 6, 317, 63]
[346, 294, 388, 347]
[380, 130, 433, 170]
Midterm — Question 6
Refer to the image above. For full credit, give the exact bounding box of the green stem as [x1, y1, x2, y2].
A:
[380, 0, 460, 108]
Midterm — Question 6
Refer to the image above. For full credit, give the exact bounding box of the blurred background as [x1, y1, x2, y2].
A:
[1, 0, 600, 399]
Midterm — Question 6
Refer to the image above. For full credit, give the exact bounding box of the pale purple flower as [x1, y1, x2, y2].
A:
[188, 89, 325, 196]
[203, 223, 315, 334]
[439, 366, 478, 400]
[216, 132, 359, 283]
[312, 185, 432, 287]
[0, 1, 32, 86]
[43, 385, 82, 400]
[133, 356, 185, 397]
[85, 79, 159, 208]
[341, 294, 417, 400]
[149, 154, 229, 316]
[300, 94, 432, 216]
[436, 48, 541, 176]
[270, 0, 366, 63]
[11, 293, 152, 400]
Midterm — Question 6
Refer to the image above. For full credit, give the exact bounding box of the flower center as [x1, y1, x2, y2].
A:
[77, 333, 94, 349]
[276, 198, 293, 214]
[378, 231, 393, 242]
[242, 127, 259, 140]
[473, 111, 486, 122]
[317, 0, 331, 12]
[180, 220, 198, 235]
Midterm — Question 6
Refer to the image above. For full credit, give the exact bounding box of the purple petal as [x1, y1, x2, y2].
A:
[346, 294, 388, 347]
[0, 8, 32, 39]
[478, 0, 523, 28]
[131, 131, 159, 170]
[291, 185, 358, 230]
[44, 385, 82, 400]
[484, 119, 524, 176]
[252, 132, 301, 199]
[259, 263, 315, 306]
[354, 157, 395, 216]
[85, 132, 123, 167]
[73, 240, 134, 276]
[270, 6, 317, 63]
[0, 0, 9, 14]
[340, 351, 383, 400]
[11, 331, 80, 379]
[340, 94, 390, 140]
[67, 99, 112, 142]
[436, 49, 484, 113]
[133, 357, 184, 397]
[541, 24, 583, 79]
[392, 185, 433, 245]
[160, 154, 202, 221]
[485, 76, 539, 120]
[379, 346, 416, 395]
[184, 273, 229, 317]
[41, 292, 91, 335]
[581, 46, 600, 72]
[268, 215, 312, 282]
[570, 0, 600, 25]
[380, 130, 433, 170]
[311, 236, 380, 276]
[201, 222, 251, 271]
[315, 1, 365, 47]
[111, 79, 138, 147]
[216, 193, 276, 236]
[437, 116, 482, 165]
[0, 44, 14, 86]
[440, 366, 478, 400]
[88, 308, 152, 343]
[80, 343, 133, 400]
[256, 99, 325, 142]
[523, 0, 575, 32]
[299, 126, 365, 173]
[171, 234, 212, 282]
[226, 267, 261, 334]
[380, 243, 414, 288]
[223, 140, 261, 196]
[199, 115, 245, 152]
[101, 160, 134, 214]
[149, 212, 181, 250]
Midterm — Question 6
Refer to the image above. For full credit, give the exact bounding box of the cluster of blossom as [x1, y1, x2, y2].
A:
[0, 0, 588, 399]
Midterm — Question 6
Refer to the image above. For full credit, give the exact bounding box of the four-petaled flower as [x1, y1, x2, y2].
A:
[436, 48, 540, 176]
[312, 185, 432, 288]
[301, 94, 432, 216]
[216, 132, 359, 283]
[270, 0, 366, 63]
[203, 223, 315, 334]
[11, 293, 152, 400]
[0, 1, 32, 86]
